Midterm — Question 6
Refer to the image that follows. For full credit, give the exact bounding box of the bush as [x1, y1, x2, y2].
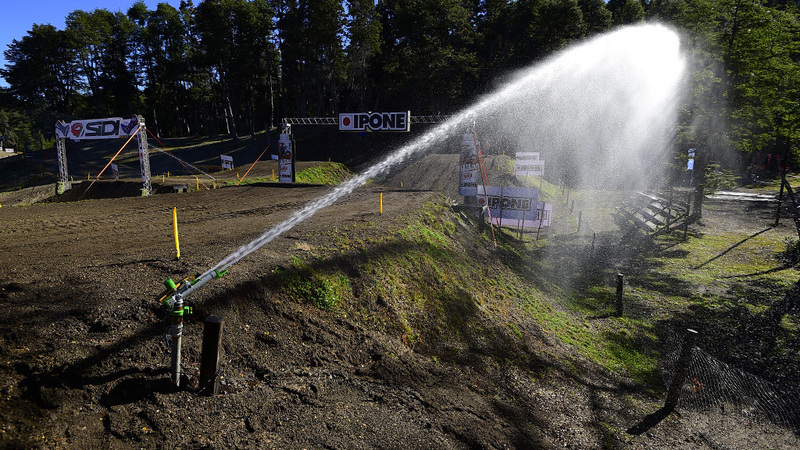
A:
[703, 163, 739, 194]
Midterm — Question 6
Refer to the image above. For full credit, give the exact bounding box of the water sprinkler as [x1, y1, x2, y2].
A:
[156, 268, 228, 386]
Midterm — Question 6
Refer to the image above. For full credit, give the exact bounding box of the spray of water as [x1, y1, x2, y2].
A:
[210, 23, 686, 274]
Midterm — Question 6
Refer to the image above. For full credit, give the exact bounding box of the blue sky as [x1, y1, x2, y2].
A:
[1, 0, 182, 87]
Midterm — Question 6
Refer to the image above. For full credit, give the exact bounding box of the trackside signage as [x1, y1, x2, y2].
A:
[56, 117, 140, 141]
[338, 111, 410, 132]
[278, 133, 295, 183]
[477, 185, 538, 221]
[459, 133, 479, 196]
[515, 152, 545, 177]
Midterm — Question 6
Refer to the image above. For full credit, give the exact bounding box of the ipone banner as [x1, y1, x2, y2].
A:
[278, 134, 295, 183]
[515, 152, 545, 177]
[338, 111, 410, 132]
[459, 133, 480, 196]
[476, 185, 538, 222]
[56, 116, 139, 141]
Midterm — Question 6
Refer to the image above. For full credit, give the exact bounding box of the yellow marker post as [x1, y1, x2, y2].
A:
[272, 169, 275, 181]
[162, 174, 165, 183]
[436, 179, 439, 191]
[168, 171, 170, 178]
[173, 207, 181, 259]
[401, 181, 404, 188]
[237, 172, 240, 179]
[88, 173, 90, 181]
[380, 192, 383, 215]
[196, 176, 199, 191]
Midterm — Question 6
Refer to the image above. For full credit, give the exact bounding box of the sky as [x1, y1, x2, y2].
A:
[1, 0, 183, 87]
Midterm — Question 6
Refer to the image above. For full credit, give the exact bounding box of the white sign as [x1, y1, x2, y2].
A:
[4, 148, 14, 153]
[278, 134, 294, 183]
[688, 148, 695, 170]
[221, 154, 234, 170]
[459, 133, 480, 196]
[55, 116, 139, 141]
[515, 152, 544, 177]
[339, 111, 410, 132]
[488, 202, 552, 229]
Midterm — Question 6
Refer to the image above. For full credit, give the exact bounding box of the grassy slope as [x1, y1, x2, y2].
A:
[270, 165, 799, 404]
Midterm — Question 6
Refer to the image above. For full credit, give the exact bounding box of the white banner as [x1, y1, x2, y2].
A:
[490, 203, 551, 229]
[221, 154, 234, 170]
[55, 116, 139, 141]
[339, 111, 410, 132]
[515, 152, 544, 177]
[459, 133, 480, 196]
[278, 134, 294, 183]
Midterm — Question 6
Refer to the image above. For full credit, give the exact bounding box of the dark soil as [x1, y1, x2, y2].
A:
[1, 152, 798, 449]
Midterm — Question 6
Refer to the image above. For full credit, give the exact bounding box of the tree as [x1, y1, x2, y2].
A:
[343, 0, 383, 111]
[65, 9, 137, 117]
[376, 0, 478, 113]
[278, 0, 347, 117]
[1, 24, 79, 114]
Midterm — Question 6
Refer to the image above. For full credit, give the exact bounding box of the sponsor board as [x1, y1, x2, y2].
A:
[487, 202, 552, 229]
[476, 185, 538, 221]
[459, 134, 480, 196]
[515, 152, 544, 177]
[339, 111, 410, 132]
[221, 154, 234, 170]
[278, 134, 295, 183]
[56, 117, 139, 140]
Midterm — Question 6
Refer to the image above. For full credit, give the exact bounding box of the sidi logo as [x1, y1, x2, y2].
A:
[84, 120, 121, 138]
[339, 111, 410, 132]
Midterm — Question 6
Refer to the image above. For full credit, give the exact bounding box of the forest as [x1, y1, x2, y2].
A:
[0, 0, 798, 176]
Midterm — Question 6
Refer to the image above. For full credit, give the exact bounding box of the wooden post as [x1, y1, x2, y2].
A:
[616, 273, 624, 317]
[199, 316, 224, 396]
[775, 169, 786, 227]
[665, 328, 698, 411]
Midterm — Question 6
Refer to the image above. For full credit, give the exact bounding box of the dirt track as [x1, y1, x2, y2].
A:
[1, 156, 799, 448]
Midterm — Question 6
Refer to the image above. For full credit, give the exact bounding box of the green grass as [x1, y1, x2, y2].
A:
[224, 161, 351, 186]
[265, 179, 798, 395]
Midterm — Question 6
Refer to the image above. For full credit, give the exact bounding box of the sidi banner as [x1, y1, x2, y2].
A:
[339, 111, 410, 132]
[56, 117, 139, 141]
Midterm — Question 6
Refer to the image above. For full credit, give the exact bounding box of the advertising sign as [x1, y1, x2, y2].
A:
[476, 185, 538, 222]
[221, 154, 234, 170]
[687, 148, 695, 170]
[56, 116, 139, 141]
[459, 133, 480, 197]
[278, 133, 295, 183]
[515, 152, 544, 177]
[339, 111, 410, 132]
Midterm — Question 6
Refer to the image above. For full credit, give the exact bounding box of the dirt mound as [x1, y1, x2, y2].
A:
[1, 150, 798, 448]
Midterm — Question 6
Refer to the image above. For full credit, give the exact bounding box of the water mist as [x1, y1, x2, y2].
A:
[201, 23, 687, 282]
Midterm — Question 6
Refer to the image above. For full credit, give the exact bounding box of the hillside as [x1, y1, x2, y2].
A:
[0, 138, 799, 448]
